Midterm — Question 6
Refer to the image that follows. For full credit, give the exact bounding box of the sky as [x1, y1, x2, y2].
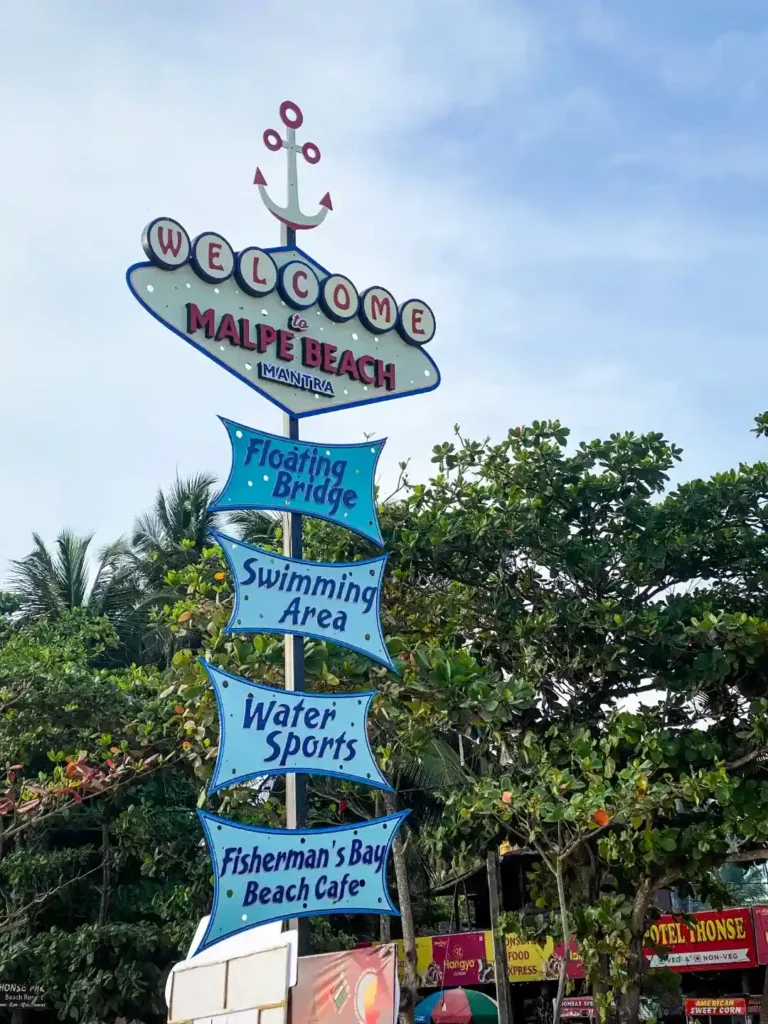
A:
[3, 0, 768, 575]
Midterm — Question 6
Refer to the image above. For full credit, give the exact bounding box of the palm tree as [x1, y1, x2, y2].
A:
[9, 530, 137, 620]
[228, 509, 281, 547]
[131, 473, 222, 589]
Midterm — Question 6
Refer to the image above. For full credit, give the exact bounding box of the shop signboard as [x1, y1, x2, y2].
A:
[356, 934, 494, 987]
[415, 933, 494, 987]
[560, 997, 595, 1019]
[506, 935, 585, 982]
[359, 931, 586, 985]
[684, 998, 747, 1017]
[646, 908, 756, 971]
[752, 905, 768, 963]
[429, 933, 494, 987]
[0, 982, 46, 1011]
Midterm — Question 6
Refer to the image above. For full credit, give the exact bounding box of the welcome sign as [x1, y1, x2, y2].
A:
[131, 102, 430, 954]
[202, 661, 392, 794]
[212, 419, 384, 544]
[212, 530, 392, 668]
[197, 810, 408, 951]
[126, 228, 439, 419]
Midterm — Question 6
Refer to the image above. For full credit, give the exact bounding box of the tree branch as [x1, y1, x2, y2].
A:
[727, 748, 768, 771]
[724, 849, 768, 864]
[0, 863, 103, 935]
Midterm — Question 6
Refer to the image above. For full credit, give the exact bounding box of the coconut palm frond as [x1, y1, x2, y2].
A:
[229, 508, 281, 546]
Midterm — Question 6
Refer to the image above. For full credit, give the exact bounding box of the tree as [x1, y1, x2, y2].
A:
[7, 530, 147, 664]
[10, 530, 137, 621]
[131, 473, 222, 589]
[431, 708, 768, 1023]
[228, 508, 281, 547]
[6, 415, 768, 1024]
[386, 419, 768, 1023]
[0, 592, 20, 617]
[0, 611, 206, 1023]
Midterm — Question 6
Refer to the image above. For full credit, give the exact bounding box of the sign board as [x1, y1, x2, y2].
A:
[126, 235, 439, 419]
[289, 944, 398, 1024]
[198, 809, 408, 951]
[685, 998, 747, 1017]
[424, 932, 493, 987]
[202, 659, 392, 794]
[752, 905, 768, 963]
[168, 942, 290, 1024]
[359, 931, 585, 985]
[560, 997, 595, 1019]
[133, 101, 412, 965]
[507, 934, 584, 982]
[0, 982, 46, 1011]
[212, 419, 385, 544]
[213, 530, 392, 668]
[646, 908, 757, 971]
[380, 932, 495, 987]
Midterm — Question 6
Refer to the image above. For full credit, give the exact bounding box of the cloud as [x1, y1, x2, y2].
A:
[577, 4, 768, 100]
[2, 0, 768, 582]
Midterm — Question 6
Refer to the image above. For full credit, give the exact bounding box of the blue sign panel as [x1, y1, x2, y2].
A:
[196, 809, 408, 952]
[211, 419, 384, 545]
[211, 530, 394, 669]
[202, 660, 392, 795]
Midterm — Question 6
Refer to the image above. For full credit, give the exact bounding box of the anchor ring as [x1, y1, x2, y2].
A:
[263, 128, 282, 152]
[302, 141, 321, 165]
[279, 100, 304, 129]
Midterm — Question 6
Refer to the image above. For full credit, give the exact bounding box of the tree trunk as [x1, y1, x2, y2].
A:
[616, 877, 655, 1024]
[552, 855, 570, 1024]
[616, 937, 643, 1024]
[760, 962, 768, 1024]
[383, 791, 418, 1024]
[98, 814, 110, 926]
[377, 792, 392, 945]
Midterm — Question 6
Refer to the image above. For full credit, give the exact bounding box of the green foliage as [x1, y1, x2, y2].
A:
[0, 613, 208, 1023]
[5, 419, 768, 1023]
[386, 420, 768, 1017]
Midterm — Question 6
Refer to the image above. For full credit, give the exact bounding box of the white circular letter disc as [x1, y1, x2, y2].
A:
[359, 286, 397, 334]
[319, 274, 359, 322]
[191, 232, 235, 283]
[236, 248, 278, 297]
[398, 299, 436, 345]
[141, 217, 190, 270]
[278, 261, 320, 309]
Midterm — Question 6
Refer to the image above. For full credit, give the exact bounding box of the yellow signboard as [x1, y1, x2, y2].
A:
[505, 934, 559, 981]
[367, 931, 579, 984]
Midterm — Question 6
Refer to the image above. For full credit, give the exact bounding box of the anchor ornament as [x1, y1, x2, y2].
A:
[254, 100, 333, 233]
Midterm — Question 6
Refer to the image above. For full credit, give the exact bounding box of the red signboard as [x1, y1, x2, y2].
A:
[429, 933, 491, 987]
[646, 908, 756, 971]
[685, 998, 747, 1016]
[753, 905, 768, 964]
